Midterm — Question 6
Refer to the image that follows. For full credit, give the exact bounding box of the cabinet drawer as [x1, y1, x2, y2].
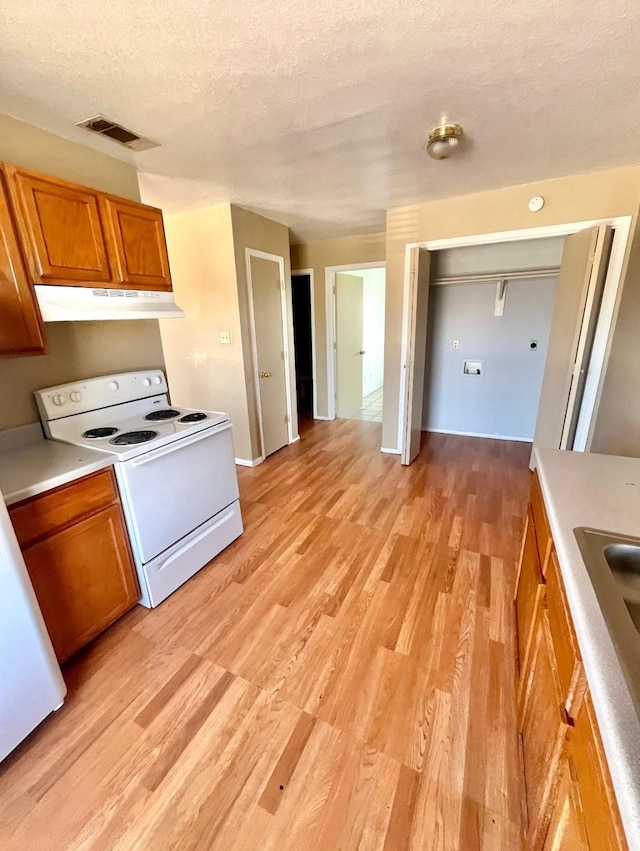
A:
[531, 471, 553, 575]
[10, 467, 118, 546]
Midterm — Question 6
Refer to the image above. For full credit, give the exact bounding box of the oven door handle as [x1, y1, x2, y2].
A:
[129, 421, 232, 466]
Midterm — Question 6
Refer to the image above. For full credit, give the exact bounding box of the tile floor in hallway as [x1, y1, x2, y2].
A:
[342, 386, 383, 422]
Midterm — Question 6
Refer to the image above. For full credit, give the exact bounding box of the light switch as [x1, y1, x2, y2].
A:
[219, 330, 231, 344]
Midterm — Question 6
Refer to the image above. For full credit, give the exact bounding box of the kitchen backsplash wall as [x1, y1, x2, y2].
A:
[0, 322, 165, 429]
[0, 114, 165, 429]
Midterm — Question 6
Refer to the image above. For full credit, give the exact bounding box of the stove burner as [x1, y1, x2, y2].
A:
[144, 409, 180, 421]
[83, 427, 119, 439]
[179, 412, 208, 423]
[109, 430, 158, 446]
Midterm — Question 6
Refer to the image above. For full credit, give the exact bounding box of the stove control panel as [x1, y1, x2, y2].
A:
[35, 370, 169, 422]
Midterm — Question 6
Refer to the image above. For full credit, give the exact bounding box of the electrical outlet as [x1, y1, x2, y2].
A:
[219, 331, 231, 344]
[453, 340, 459, 350]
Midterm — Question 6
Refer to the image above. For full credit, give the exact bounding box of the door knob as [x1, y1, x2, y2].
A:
[260, 371, 271, 378]
[359, 350, 366, 355]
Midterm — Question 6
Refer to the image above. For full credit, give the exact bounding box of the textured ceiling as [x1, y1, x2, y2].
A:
[1, 0, 639, 240]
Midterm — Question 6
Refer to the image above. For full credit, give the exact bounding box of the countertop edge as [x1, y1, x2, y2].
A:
[3, 455, 116, 506]
[534, 448, 640, 851]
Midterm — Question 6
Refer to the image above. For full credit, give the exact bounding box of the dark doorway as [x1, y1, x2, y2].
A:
[291, 273, 313, 425]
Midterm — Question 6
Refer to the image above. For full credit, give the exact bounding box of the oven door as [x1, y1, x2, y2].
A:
[116, 421, 239, 563]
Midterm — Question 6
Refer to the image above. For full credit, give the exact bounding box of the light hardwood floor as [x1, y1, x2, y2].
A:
[0, 420, 531, 850]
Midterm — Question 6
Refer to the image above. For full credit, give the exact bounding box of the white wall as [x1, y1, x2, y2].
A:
[360, 267, 386, 396]
[422, 276, 557, 440]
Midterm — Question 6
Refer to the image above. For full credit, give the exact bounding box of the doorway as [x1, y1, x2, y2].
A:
[327, 263, 386, 423]
[291, 271, 314, 425]
[422, 238, 562, 442]
[399, 217, 632, 464]
[246, 248, 294, 460]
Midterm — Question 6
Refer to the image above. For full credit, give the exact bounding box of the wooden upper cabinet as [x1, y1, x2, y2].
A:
[0, 169, 45, 356]
[5, 165, 112, 285]
[101, 196, 172, 291]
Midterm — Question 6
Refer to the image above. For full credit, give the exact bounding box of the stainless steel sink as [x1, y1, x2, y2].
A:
[602, 542, 640, 630]
[576, 529, 640, 634]
[574, 528, 640, 713]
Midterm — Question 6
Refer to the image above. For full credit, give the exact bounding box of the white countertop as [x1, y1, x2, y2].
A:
[534, 447, 640, 850]
[0, 424, 115, 506]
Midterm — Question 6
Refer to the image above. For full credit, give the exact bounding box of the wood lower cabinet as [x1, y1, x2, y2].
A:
[5, 165, 113, 285]
[543, 755, 589, 850]
[9, 468, 139, 662]
[101, 196, 172, 291]
[572, 693, 627, 850]
[515, 473, 627, 850]
[0, 169, 45, 356]
[515, 509, 545, 687]
[520, 605, 570, 847]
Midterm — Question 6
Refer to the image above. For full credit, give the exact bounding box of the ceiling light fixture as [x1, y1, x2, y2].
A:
[426, 123, 464, 160]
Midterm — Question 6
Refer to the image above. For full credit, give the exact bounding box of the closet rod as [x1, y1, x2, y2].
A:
[431, 267, 559, 286]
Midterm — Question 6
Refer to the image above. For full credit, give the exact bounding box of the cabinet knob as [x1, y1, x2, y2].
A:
[260, 371, 271, 379]
[359, 350, 366, 355]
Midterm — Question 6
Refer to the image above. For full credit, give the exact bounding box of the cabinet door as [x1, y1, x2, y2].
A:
[542, 754, 589, 850]
[22, 504, 139, 662]
[546, 551, 584, 717]
[531, 472, 553, 575]
[5, 165, 112, 285]
[515, 509, 545, 689]
[0, 170, 45, 355]
[572, 694, 627, 850]
[102, 197, 172, 291]
[521, 607, 569, 848]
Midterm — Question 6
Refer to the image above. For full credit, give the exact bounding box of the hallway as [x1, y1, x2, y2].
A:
[340, 386, 383, 423]
[0, 420, 531, 850]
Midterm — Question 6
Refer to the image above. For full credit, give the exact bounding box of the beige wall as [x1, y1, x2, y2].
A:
[291, 232, 385, 417]
[0, 114, 165, 429]
[231, 206, 295, 457]
[160, 204, 293, 463]
[382, 167, 640, 455]
[159, 204, 254, 460]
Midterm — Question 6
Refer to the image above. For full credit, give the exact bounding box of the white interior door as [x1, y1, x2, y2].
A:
[533, 225, 612, 454]
[335, 272, 364, 418]
[401, 247, 431, 464]
[249, 253, 289, 458]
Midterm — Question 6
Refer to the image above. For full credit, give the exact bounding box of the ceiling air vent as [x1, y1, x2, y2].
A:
[76, 115, 159, 152]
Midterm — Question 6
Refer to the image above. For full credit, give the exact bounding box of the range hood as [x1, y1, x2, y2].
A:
[34, 285, 185, 321]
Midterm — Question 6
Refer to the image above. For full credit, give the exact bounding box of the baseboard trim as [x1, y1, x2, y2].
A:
[289, 435, 301, 444]
[380, 446, 401, 455]
[313, 415, 334, 421]
[424, 428, 533, 443]
[235, 457, 264, 467]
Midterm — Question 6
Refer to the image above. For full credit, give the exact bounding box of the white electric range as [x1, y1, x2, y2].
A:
[35, 370, 243, 608]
